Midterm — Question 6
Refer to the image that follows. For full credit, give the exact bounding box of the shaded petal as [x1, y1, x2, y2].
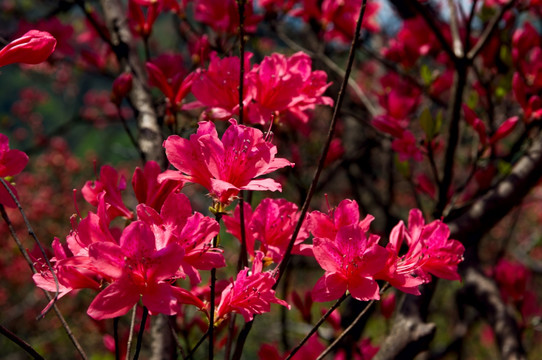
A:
[88, 242, 125, 279]
[142, 282, 178, 315]
[348, 276, 380, 301]
[311, 272, 347, 302]
[87, 279, 140, 320]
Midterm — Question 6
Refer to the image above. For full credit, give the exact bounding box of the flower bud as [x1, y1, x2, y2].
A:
[0, 30, 56, 67]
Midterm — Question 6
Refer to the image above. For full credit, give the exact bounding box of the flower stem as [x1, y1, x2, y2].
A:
[209, 212, 223, 359]
[133, 306, 148, 360]
[114, 317, 120, 360]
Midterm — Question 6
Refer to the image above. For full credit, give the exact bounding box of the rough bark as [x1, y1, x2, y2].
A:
[100, 0, 165, 166]
[459, 265, 526, 360]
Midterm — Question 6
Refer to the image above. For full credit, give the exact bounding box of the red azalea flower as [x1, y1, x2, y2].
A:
[194, 0, 261, 34]
[136, 192, 224, 285]
[377, 209, 464, 294]
[215, 252, 289, 322]
[0, 133, 29, 207]
[81, 164, 133, 220]
[321, 0, 380, 43]
[224, 198, 311, 264]
[245, 52, 333, 129]
[87, 221, 203, 320]
[311, 222, 388, 302]
[190, 53, 252, 120]
[132, 160, 184, 211]
[162, 120, 293, 205]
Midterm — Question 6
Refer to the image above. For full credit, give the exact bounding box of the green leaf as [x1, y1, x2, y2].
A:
[497, 160, 511, 175]
[395, 154, 410, 178]
[420, 107, 434, 139]
[420, 64, 432, 86]
[495, 86, 506, 99]
[466, 91, 479, 109]
[435, 109, 443, 134]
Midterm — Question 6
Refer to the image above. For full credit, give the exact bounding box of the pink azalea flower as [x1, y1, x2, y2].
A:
[194, 0, 261, 34]
[308, 198, 375, 242]
[162, 120, 294, 205]
[415, 173, 437, 199]
[131, 160, 184, 211]
[136, 192, 224, 285]
[33, 237, 100, 316]
[224, 198, 311, 264]
[0, 30, 56, 67]
[67, 193, 120, 257]
[190, 53, 253, 120]
[215, 252, 289, 323]
[245, 52, 333, 128]
[383, 16, 448, 68]
[0, 133, 29, 207]
[146, 53, 196, 117]
[311, 223, 388, 302]
[81, 164, 133, 220]
[376, 209, 464, 294]
[378, 73, 421, 120]
[380, 291, 396, 320]
[321, 0, 380, 43]
[87, 221, 203, 319]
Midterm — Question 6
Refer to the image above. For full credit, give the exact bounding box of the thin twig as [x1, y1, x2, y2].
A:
[117, 107, 146, 164]
[0, 323, 45, 360]
[447, 0, 464, 57]
[208, 267, 217, 359]
[237, 0, 246, 125]
[435, 61, 468, 217]
[133, 306, 148, 360]
[235, 0, 249, 279]
[125, 305, 137, 360]
[465, 0, 480, 50]
[274, 0, 370, 289]
[186, 330, 209, 360]
[208, 212, 223, 359]
[275, 26, 378, 116]
[167, 316, 186, 360]
[0, 205, 88, 360]
[466, 0, 517, 60]
[316, 284, 389, 360]
[285, 293, 349, 360]
[114, 317, 121, 360]
[0, 179, 60, 318]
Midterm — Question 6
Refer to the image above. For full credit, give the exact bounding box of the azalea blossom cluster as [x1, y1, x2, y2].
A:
[8, 1, 532, 357]
[23, 119, 465, 326]
[147, 51, 334, 133]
